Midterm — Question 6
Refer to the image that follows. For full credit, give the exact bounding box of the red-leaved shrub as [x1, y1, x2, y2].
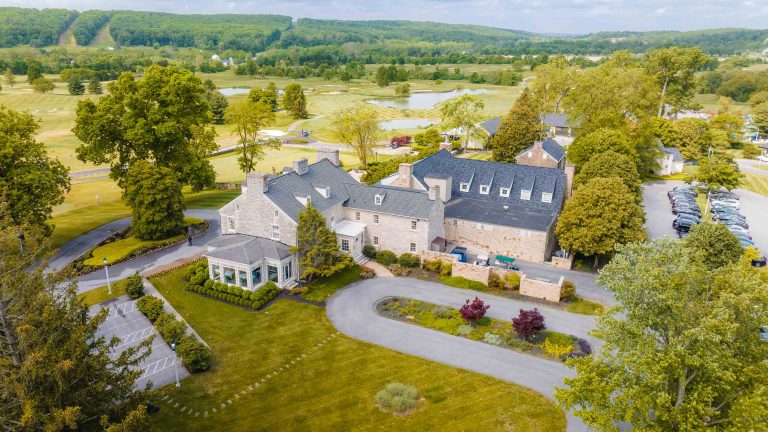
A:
[460, 297, 490, 322]
[512, 308, 545, 340]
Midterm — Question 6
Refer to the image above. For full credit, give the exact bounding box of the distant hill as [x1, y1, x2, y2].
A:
[0, 7, 766, 56]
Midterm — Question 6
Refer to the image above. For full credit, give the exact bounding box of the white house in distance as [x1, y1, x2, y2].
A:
[654, 142, 685, 176]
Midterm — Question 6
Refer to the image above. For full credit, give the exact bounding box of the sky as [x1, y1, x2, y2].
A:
[3, 0, 768, 34]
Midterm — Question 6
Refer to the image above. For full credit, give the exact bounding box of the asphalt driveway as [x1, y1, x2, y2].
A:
[91, 296, 189, 390]
[326, 278, 596, 432]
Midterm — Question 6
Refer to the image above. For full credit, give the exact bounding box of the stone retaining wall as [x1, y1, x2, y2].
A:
[551, 256, 573, 270]
[519, 275, 564, 302]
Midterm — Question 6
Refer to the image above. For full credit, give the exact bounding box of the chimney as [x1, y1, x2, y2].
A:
[439, 141, 453, 153]
[246, 172, 268, 193]
[317, 148, 340, 166]
[428, 185, 439, 201]
[293, 158, 309, 175]
[397, 163, 413, 188]
[564, 163, 575, 199]
[534, 141, 543, 151]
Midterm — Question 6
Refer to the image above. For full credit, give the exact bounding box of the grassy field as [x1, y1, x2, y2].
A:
[78, 280, 127, 307]
[148, 265, 565, 431]
[300, 265, 362, 302]
[742, 172, 768, 196]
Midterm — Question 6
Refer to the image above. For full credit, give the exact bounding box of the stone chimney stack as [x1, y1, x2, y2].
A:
[246, 172, 269, 193]
[564, 163, 575, 199]
[317, 148, 340, 166]
[293, 158, 309, 175]
[428, 185, 439, 201]
[534, 140, 543, 151]
[399, 163, 414, 188]
[439, 139, 453, 153]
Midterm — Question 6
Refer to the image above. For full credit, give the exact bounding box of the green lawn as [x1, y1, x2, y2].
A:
[78, 280, 127, 307]
[147, 265, 565, 431]
[742, 172, 768, 197]
[566, 297, 606, 315]
[300, 265, 362, 302]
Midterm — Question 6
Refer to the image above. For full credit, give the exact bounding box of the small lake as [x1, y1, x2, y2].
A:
[219, 88, 251, 96]
[368, 89, 492, 110]
[379, 119, 436, 130]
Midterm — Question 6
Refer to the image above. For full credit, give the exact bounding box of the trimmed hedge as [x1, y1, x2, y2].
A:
[397, 253, 420, 268]
[362, 245, 377, 259]
[560, 280, 576, 302]
[185, 262, 282, 311]
[439, 275, 487, 292]
[125, 271, 145, 299]
[136, 295, 164, 321]
[176, 334, 211, 372]
[376, 250, 398, 266]
[422, 259, 451, 276]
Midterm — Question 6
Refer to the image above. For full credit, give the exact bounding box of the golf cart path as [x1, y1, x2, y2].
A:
[326, 277, 596, 432]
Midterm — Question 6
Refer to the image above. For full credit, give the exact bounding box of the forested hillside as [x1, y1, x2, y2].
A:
[0, 7, 766, 56]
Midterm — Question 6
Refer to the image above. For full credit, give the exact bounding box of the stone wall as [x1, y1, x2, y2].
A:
[346, 206, 439, 256]
[515, 144, 560, 169]
[443, 218, 550, 263]
[551, 256, 573, 270]
[519, 275, 563, 302]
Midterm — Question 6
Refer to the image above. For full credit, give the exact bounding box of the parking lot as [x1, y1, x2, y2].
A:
[91, 297, 189, 390]
[642, 180, 767, 252]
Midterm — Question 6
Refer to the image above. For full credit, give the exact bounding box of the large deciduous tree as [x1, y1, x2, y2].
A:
[331, 104, 381, 167]
[491, 89, 542, 163]
[122, 161, 186, 240]
[440, 94, 485, 150]
[291, 204, 351, 282]
[555, 177, 646, 268]
[645, 47, 711, 116]
[0, 213, 151, 431]
[0, 106, 69, 231]
[225, 98, 280, 173]
[282, 83, 308, 119]
[567, 128, 637, 169]
[529, 55, 577, 113]
[690, 153, 744, 191]
[556, 238, 768, 431]
[573, 150, 641, 196]
[683, 223, 744, 270]
[73, 65, 217, 191]
[248, 83, 278, 111]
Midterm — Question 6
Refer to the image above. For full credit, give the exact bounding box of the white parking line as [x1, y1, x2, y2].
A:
[137, 355, 180, 380]
[95, 317, 147, 336]
[114, 326, 156, 349]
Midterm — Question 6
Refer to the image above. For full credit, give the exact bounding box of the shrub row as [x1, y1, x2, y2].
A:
[184, 262, 282, 310]
[135, 295, 211, 372]
[439, 275, 488, 291]
[422, 259, 452, 276]
[370, 250, 420, 272]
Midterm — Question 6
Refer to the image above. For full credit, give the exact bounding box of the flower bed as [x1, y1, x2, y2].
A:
[377, 297, 591, 363]
[69, 217, 208, 275]
[183, 261, 282, 310]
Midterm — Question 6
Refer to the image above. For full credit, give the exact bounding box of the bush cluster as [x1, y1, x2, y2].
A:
[184, 261, 281, 310]
[388, 263, 410, 277]
[397, 253, 420, 268]
[439, 275, 487, 291]
[374, 383, 420, 414]
[422, 259, 452, 276]
[136, 295, 165, 321]
[505, 273, 521, 289]
[560, 279, 576, 302]
[360, 266, 376, 279]
[543, 332, 574, 357]
[176, 334, 211, 372]
[125, 271, 145, 299]
[362, 245, 377, 259]
[155, 312, 188, 342]
[488, 273, 504, 290]
[375, 250, 398, 266]
[483, 332, 503, 346]
[459, 297, 490, 321]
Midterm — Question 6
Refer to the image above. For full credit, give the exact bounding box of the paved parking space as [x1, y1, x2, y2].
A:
[641, 180, 683, 239]
[91, 297, 189, 390]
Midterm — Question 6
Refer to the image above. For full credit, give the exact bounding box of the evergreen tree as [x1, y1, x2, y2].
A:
[87, 78, 103, 95]
[491, 89, 542, 162]
[0, 213, 151, 430]
[282, 83, 308, 119]
[5, 68, 15, 88]
[67, 78, 85, 95]
[573, 150, 641, 196]
[291, 204, 352, 282]
[122, 161, 186, 240]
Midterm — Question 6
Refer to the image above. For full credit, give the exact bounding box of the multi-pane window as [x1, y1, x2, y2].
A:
[271, 225, 280, 240]
[500, 188, 510, 197]
[341, 239, 350, 252]
[411, 220, 417, 230]
[227, 217, 235, 231]
[373, 236, 379, 245]
[410, 242, 416, 252]
[283, 261, 292, 280]
[355, 211, 360, 221]
[373, 214, 379, 225]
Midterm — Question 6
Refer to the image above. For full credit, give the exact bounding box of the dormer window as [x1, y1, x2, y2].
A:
[459, 183, 469, 192]
[479, 185, 489, 195]
[521, 189, 532, 201]
[500, 187, 510, 197]
[542, 192, 553, 203]
[374, 194, 383, 205]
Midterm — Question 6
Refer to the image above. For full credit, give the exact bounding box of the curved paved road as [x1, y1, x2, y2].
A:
[326, 278, 596, 432]
[49, 209, 222, 293]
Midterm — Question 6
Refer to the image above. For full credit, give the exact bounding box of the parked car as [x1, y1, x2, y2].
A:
[493, 255, 519, 271]
[474, 254, 489, 266]
[752, 256, 767, 267]
[757, 155, 768, 163]
[450, 247, 467, 263]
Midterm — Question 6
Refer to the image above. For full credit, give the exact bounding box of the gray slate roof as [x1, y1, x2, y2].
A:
[411, 150, 566, 230]
[480, 117, 502, 136]
[344, 183, 437, 219]
[662, 146, 684, 162]
[517, 138, 566, 162]
[445, 198, 558, 232]
[205, 234, 292, 264]
[541, 113, 577, 129]
[264, 159, 358, 222]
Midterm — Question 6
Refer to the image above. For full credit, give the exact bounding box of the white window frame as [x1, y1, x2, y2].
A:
[274, 210, 279, 219]
[410, 242, 416, 252]
[500, 187, 510, 197]
[542, 192, 553, 203]
[521, 189, 532, 201]
[479, 185, 489, 195]
[459, 183, 469, 192]
[227, 217, 235, 231]
[372, 236, 379, 245]
[271, 224, 280, 240]
[373, 214, 379, 225]
[355, 211, 360, 221]
[410, 220, 417, 231]
[374, 194, 383, 205]
[341, 239, 350, 252]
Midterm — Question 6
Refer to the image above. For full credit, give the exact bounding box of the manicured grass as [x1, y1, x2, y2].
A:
[742, 172, 768, 197]
[77, 280, 128, 307]
[148, 265, 566, 431]
[439, 275, 489, 291]
[565, 297, 606, 315]
[300, 265, 362, 302]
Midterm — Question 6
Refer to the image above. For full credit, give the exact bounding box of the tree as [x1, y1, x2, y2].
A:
[645, 47, 710, 116]
[573, 150, 641, 196]
[529, 55, 577, 112]
[491, 89, 542, 162]
[459, 297, 490, 322]
[567, 128, 637, 169]
[67, 78, 85, 95]
[291, 204, 352, 282]
[682, 223, 743, 270]
[394, 82, 411, 97]
[31, 77, 55, 94]
[26, 59, 42, 82]
[124, 272, 145, 299]
[512, 308, 545, 341]
[87, 78, 103, 95]
[556, 177, 646, 268]
[690, 153, 744, 191]
[412, 128, 442, 149]
[659, 117, 713, 160]
[0, 106, 69, 231]
[282, 83, 308, 119]
[331, 104, 381, 167]
[248, 83, 278, 111]
[440, 94, 485, 150]
[375, 65, 394, 87]
[556, 239, 768, 431]
[122, 161, 186, 240]
[225, 98, 279, 173]
[5, 68, 15, 88]
[0, 215, 151, 431]
[74, 65, 217, 192]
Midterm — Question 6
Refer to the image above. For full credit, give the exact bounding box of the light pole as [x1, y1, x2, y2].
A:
[171, 340, 180, 387]
[16, 233, 24, 255]
[103, 257, 112, 295]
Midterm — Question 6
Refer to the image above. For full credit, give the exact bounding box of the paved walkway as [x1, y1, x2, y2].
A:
[326, 278, 596, 432]
[364, 261, 393, 277]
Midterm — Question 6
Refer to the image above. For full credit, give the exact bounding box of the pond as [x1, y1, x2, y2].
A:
[379, 119, 437, 130]
[219, 87, 251, 96]
[367, 88, 492, 110]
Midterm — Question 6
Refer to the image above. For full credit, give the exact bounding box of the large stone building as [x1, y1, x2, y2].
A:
[515, 138, 566, 169]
